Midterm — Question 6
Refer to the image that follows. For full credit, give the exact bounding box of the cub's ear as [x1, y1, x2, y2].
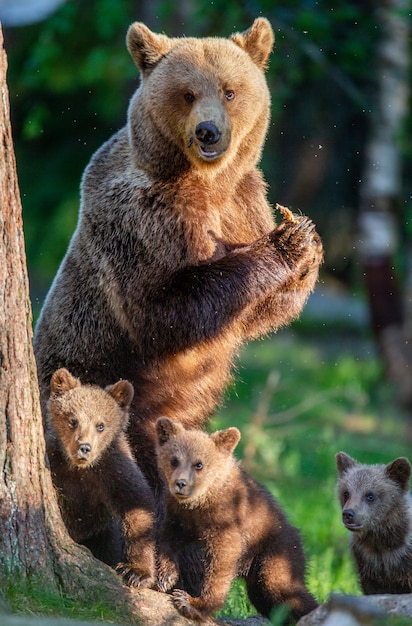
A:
[336, 451, 358, 476]
[107, 380, 134, 410]
[231, 17, 274, 70]
[156, 417, 184, 444]
[385, 457, 411, 490]
[127, 22, 172, 71]
[211, 427, 241, 453]
[50, 368, 80, 395]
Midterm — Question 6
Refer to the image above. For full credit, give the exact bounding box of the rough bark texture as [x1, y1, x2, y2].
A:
[0, 22, 139, 617]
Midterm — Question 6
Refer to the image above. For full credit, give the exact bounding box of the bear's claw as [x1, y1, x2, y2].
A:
[172, 589, 206, 621]
[115, 562, 153, 588]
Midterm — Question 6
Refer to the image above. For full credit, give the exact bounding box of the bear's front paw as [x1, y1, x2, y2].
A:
[172, 589, 206, 622]
[155, 559, 179, 592]
[115, 562, 154, 589]
[269, 215, 317, 262]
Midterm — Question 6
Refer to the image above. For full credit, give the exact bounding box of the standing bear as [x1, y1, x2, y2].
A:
[154, 417, 317, 623]
[34, 18, 323, 490]
[46, 368, 156, 588]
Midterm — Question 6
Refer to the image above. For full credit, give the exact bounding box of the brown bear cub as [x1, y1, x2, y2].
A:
[154, 417, 317, 623]
[46, 368, 155, 588]
[33, 18, 323, 493]
[336, 451, 412, 594]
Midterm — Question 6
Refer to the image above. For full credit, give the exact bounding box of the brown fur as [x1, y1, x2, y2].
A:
[46, 368, 155, 588]
[336, 451, 412, 594]
[34, 19, 323, 491]
[155, 418, 317, 623]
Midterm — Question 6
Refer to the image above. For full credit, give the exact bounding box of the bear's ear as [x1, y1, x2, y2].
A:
[385, 457, 411, 490]
[107, 380, 134, 410]
[211, 427, 241, 453]
[127, 22, 172, 72]
[50, 368, 80, 395]
[230, 17, 274, 71]
[336, 451, 357, 476]
[155, 417, 184, 444]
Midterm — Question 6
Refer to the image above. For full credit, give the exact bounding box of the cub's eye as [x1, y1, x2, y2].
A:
[171, 457, 179, 468]
[365, 492, 375, 502]
[68, 418, 78, 429]
[194, 462, 203, 471]
[224, 89, 235, 102]
[342, 490, 349, 502]
[96, 423, 105, 432]
[184, 92, 195, 104]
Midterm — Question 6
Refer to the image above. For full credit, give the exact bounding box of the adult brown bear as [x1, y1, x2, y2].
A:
[34, 18, 323, 489]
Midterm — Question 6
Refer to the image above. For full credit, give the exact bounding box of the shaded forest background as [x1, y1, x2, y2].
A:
[3, 0, 411, 322]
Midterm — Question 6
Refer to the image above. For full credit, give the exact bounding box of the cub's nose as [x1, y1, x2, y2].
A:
[175, 478, 187, 491]
[78, 443, 91, 456]
[195, 121, 221, 145]
[342, 508, 355, 524]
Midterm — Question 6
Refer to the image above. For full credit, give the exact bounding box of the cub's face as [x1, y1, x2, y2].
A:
[336, 452, 411, 533]
[48, 369, 134, 469]
[155, 418, 240, 507]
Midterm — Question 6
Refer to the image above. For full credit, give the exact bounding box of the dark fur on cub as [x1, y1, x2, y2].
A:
[155, 417, 317, 623]
[33, 19, 323, 492]
[336, 451, 412, 594]
[46, 368, 155, 588]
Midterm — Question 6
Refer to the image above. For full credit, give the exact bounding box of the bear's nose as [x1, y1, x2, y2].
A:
[78, 443, 91, 455]
[175, 478, 187, 491]
[195, 121, 221, 145]
[342, 508, 355, 523]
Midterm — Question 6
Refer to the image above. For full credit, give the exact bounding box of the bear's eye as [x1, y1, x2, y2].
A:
[342, 490, 349, 502]
[68, 418, 78, 429]
[224, 89, 235, 102]
[171, 457, 179, 468]
[194, 461, 203, 471]
[365, 492, 375, 502]
[184, 92, 195, 104]
[96, 423, 105, 432]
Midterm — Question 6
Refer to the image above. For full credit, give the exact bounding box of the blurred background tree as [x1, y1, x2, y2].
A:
[1, 0, 411, 404]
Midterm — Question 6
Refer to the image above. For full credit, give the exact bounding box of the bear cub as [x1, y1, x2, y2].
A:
[336, 451, 412, 594]
[46, 368, 155, 588]
[155, 417, 317, 623]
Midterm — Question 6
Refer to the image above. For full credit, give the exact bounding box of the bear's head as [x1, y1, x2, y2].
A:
[126, 18, 274, 176]
[155, 417, 241, 507]
[336, 451, 411, 533]
[48, 368, 134, 469]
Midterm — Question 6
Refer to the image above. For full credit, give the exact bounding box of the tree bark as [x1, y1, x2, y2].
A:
[0, 23, 141, 616]
[357, 0, 411, 407]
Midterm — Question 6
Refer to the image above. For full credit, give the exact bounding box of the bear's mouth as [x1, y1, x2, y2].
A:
[198, 144, 226, 161]
[344, 522, 363, 532]
[187, 133, 228, 162]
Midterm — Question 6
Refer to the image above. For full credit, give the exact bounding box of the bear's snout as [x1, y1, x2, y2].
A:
[174, 478, 187, 492]
[195, 121, 221, 146]
[342, 508, 362, 531]
[78, 443, 91, 457]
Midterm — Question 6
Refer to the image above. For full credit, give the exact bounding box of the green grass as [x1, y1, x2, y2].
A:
[213, 324, 410, 620]
[6, 579, 124, 623]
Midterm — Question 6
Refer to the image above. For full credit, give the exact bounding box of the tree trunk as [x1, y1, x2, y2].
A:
[357, 0, 411, 407]
[0, 23, 139, 616]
